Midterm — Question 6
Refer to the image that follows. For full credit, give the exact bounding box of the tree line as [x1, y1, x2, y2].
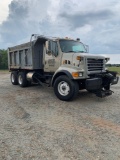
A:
[0, 49, 8, 70]
[106, 64, 120, 67]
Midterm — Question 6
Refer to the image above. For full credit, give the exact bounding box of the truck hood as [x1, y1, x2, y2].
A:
[62, 52, 107, 70]
[62, 52, 106, 64]
[72, 52, 106, 59]
[62, 52, 107, 74]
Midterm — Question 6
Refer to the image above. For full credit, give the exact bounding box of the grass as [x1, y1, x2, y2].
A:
[0, 70, 9, 74]
[107, 67, 120, 75]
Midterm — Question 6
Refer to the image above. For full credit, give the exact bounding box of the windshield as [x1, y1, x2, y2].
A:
[59, 40, 87, 53]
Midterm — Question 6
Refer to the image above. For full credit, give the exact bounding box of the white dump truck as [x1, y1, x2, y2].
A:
[8, 34, 119, 101]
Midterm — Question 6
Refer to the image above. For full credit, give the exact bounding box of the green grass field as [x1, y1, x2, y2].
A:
[108, 67, 120, 75]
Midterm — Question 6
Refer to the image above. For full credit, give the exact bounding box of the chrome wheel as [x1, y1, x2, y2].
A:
[11, 72, 18, 85]
[18, 75, 23, 85]
[11, 74, 15, 83]
[54, 75, 79, 101]
[18, 72, 28, 87]
[58, 81, 70, 96]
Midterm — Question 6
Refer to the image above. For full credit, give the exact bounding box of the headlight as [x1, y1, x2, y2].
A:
[79, 72, 83, 77]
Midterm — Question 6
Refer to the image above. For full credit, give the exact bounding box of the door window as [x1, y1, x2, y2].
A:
[48, 41, 58, 57]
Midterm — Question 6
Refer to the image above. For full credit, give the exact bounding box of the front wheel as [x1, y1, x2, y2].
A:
[53, 76, 79, 101]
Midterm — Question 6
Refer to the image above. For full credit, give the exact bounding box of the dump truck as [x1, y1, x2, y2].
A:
[8, 34, 119, 101]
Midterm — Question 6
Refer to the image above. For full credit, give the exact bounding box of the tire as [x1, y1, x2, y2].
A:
[11, 71, 18, 85]
[53, 75, 79, 101]
[18, 72, 28, 87]
[27, 81, 31, 86]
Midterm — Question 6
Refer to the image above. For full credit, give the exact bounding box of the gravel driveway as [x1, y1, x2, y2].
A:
[0, 72, 120, 160]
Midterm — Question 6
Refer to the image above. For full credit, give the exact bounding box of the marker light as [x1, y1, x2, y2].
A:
[76, 56, 81, 60]
[72, 72, 79, 77]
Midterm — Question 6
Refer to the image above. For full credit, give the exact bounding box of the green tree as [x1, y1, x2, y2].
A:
[0, 49, 8, 69]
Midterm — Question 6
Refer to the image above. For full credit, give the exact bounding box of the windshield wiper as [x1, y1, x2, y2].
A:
[65, 51, 86, 53]
[67, 51, 74, 52]
[75, 51, 86, 53]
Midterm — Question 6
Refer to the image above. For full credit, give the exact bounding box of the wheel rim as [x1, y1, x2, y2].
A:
[18, 75, 23, 85]
[58, 81, 70, 96]
[11, 74, 15, 83]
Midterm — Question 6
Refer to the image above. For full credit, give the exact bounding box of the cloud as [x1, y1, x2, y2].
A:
[0, 0, 120, 60]
[0, 0, 12, 24]
[0, 0, 28, 47]
[103, 54, 120, 64]
[59, 10, 114, 29]
[0, 0, 51, 48]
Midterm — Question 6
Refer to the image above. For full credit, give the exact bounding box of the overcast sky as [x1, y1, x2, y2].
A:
[0, 0, 120, 63]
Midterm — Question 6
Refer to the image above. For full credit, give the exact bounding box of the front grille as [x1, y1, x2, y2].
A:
[87, 58, 104, 71]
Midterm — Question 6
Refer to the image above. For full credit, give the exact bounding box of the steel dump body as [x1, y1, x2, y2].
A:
[8, 38, 46, 70]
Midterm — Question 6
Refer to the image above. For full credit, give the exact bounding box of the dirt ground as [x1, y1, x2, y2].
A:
[0, 72, 120, 160]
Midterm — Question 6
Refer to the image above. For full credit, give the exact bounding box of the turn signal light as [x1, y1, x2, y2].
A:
[76, 56, 81, 60]
[72, 72, 79, 77]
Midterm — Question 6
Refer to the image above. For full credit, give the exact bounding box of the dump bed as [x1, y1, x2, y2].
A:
[8, 37, 47, 70]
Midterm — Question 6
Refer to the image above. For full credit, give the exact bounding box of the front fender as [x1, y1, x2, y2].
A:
[51, 67, 74, 86]
[51, 70, 73, 86]
[51, 66, 85, 86]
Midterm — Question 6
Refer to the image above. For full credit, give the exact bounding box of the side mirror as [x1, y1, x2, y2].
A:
[85, 45, 89, 53]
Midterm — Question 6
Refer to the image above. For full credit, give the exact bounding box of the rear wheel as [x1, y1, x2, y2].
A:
[53, 75, 79, 101]
[18, 72, 28, 87]
[11, 71, 18, 85]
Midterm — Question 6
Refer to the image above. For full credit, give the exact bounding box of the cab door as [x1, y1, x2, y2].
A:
[44, 40, 60, 72]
